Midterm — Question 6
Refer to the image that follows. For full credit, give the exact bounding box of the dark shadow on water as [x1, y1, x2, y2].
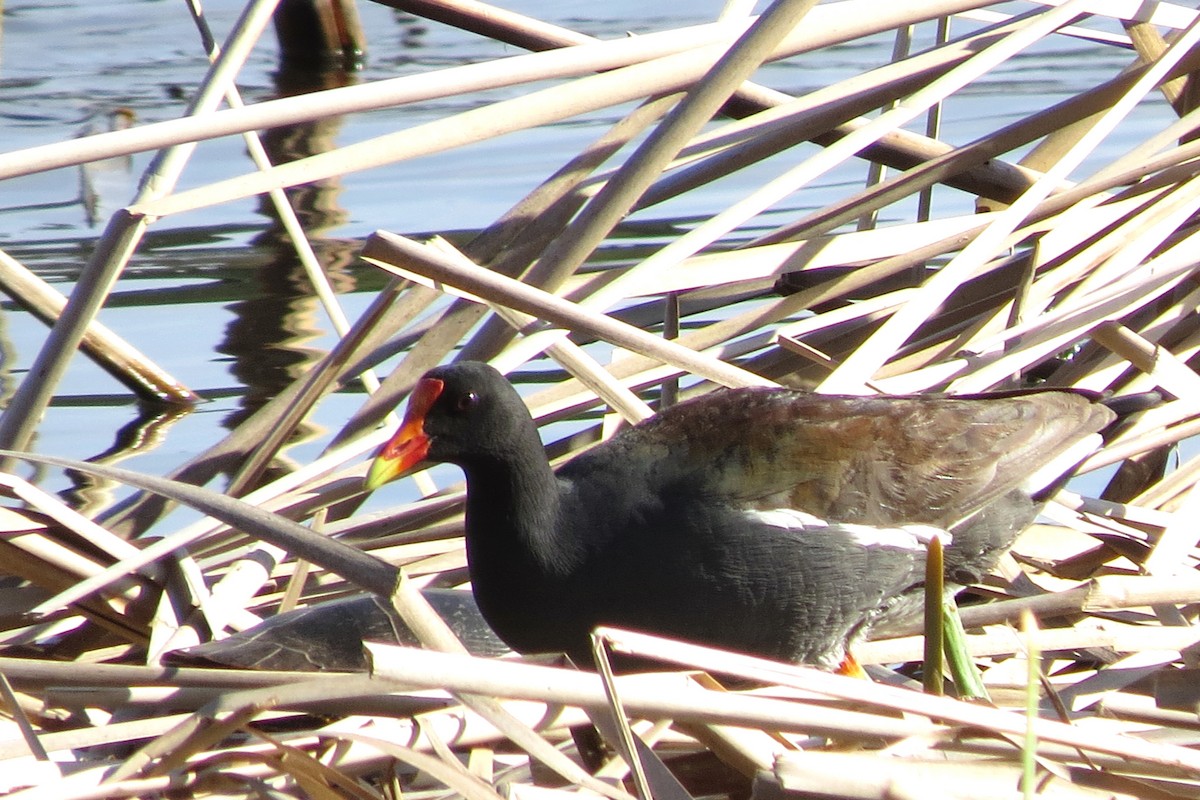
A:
[218, 64, 359, 452]
[60, 402, 195, 517]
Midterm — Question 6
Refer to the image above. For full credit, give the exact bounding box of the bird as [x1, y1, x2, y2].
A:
[365, 361, 1118, 672]
[78, 107, 137, 227]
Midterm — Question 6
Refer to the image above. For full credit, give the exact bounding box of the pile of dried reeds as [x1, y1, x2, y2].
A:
[3, 0, 1200, 797]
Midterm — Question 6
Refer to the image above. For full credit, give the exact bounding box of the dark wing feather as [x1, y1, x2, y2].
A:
[565, 388, 1114, 529]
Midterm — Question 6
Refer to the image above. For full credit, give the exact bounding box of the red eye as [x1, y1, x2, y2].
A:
[455, 391, 479, 413]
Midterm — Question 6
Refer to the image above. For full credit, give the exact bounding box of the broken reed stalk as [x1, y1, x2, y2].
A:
[0, 15, 754, 181]
[0, 249, 198, 403]
[391, 101, 692, 360]
[632, 13, 1052, 213]
[361, 230, 774, 389]
[598, 628, 1200, 774]
[475, 4, 1080, 374]
[607, 1, 1098, 324]
[367, 643, 944, 741]
[0, 0, 290, 449]
[493, 0, 827, 313]
[116, 0, 1033, 222]
[824, 14, 1200, 393]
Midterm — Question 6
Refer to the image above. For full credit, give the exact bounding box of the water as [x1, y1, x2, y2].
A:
[0, 1, 1176, 508]
[0, 0, 647, 495]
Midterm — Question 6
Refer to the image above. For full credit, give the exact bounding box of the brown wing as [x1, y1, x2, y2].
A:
[586, 388, 1114, 528]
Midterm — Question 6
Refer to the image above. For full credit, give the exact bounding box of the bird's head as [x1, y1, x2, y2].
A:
[364, 362, 531, 490]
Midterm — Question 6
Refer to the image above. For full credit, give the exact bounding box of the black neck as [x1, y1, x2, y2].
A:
[461, 447, 580, 577]
[459, 447, 590, 654]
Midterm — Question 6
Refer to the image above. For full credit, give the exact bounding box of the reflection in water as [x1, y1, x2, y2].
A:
[0, 309, 18, 409]
[216, 63, 361, 484]
[252, 65, 354, 241]
[78, 107, 138, 228]
[219, 241, 357, 434]
[62, 403, 194, 517]
[392, 11, 429, 51]
[23, 56, 376, 525]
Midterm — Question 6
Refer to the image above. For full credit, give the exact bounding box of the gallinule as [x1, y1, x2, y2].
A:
[365, 362, 1116, 670]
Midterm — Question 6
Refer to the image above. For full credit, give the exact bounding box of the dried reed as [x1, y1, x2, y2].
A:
[2, 0, 1200, 798]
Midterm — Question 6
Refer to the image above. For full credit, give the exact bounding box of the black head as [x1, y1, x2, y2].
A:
[365, 362, 537, 487]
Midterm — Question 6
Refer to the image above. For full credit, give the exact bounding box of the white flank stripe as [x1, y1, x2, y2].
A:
[750, 508, 950, 551]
